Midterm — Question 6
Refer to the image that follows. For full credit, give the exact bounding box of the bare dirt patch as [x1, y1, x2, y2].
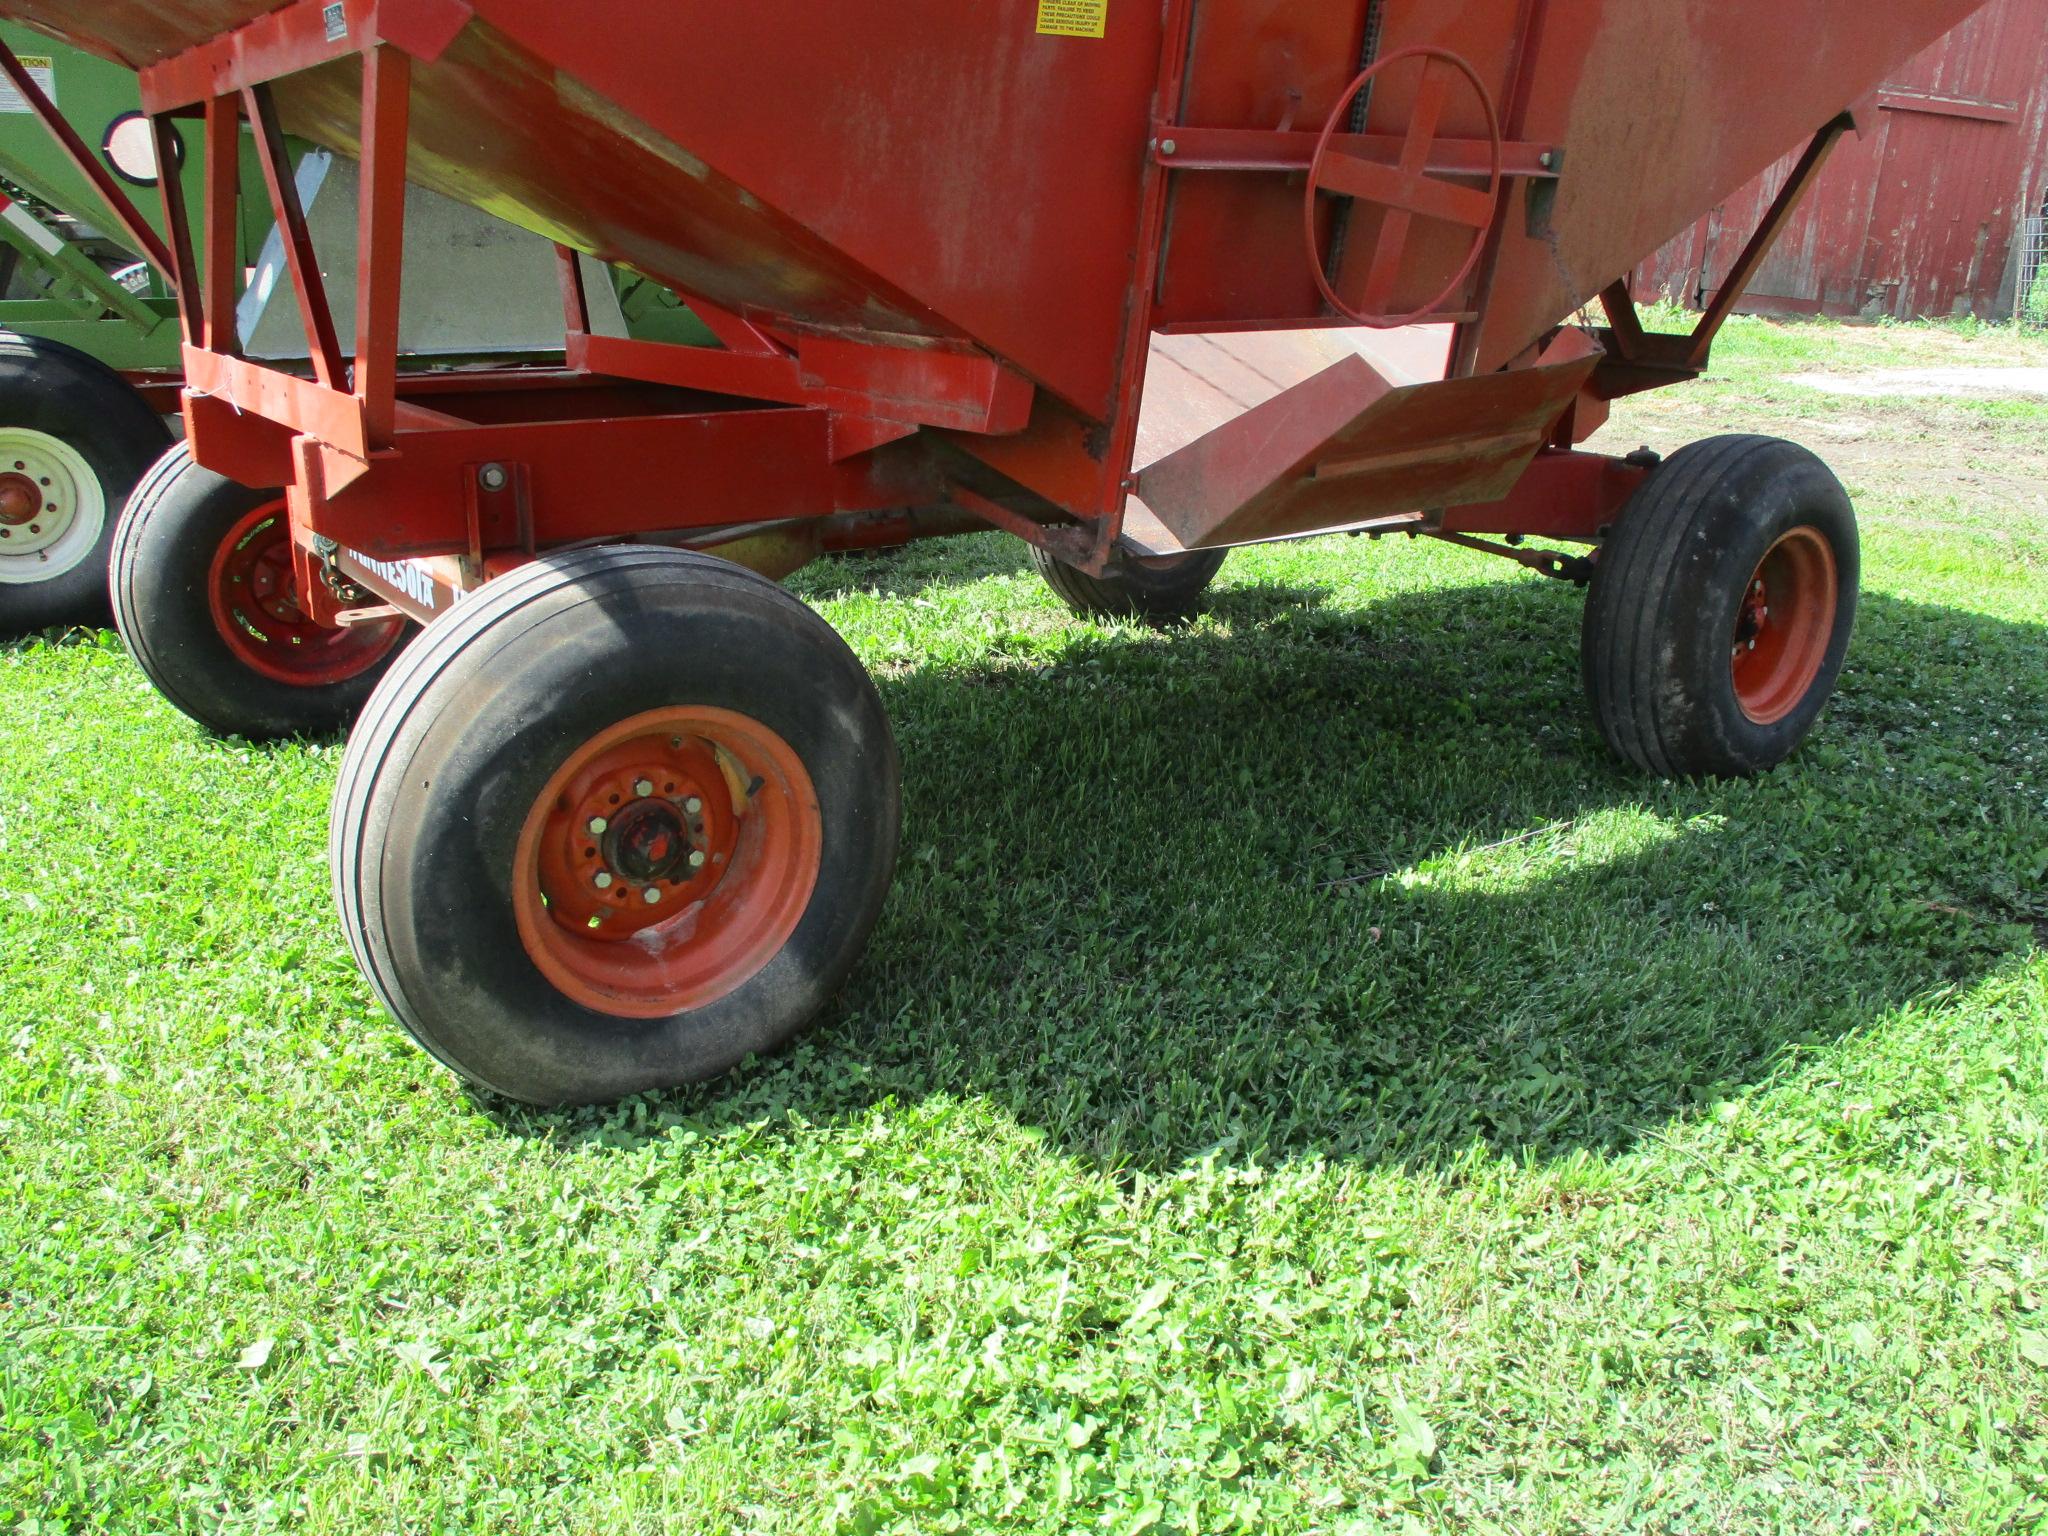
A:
[1592, 369, 2048, 536]
[1786, 367, 2048, 400]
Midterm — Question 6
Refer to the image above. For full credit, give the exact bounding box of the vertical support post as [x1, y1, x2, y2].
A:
[1447, 0, 1548, 379]
[200, 96, 243, 356]
[1597, 278, 1646, 358]
[1095, 0, 1202, 527]
[356, 47, 412, 451]
[555, 244, 590, 342]
[152, 117, 204, 346]
[243, 82, 345, 385]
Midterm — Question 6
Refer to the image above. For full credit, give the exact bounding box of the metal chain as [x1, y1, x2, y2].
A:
[1322, 0, 1388, 288]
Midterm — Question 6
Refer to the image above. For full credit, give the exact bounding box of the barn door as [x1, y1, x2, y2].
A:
[1635, 0, 2047, 321]
[1856, 61, 2032, 318]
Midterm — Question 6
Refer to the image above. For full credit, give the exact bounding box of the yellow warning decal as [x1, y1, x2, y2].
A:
[1036, 0, 1107, 38]
[0, 57, 55, 114]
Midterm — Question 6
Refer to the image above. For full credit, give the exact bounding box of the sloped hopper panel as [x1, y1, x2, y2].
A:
[1135, 332, 1601, 550]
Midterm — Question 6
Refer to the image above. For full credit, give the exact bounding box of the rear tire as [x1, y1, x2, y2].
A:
[1582, 434, 1858, 778]
[331, 547, 901, 1105]
[110, 444, 409, 739]
[1033, 540, 1226, 624]
[0, 333, 171, 632]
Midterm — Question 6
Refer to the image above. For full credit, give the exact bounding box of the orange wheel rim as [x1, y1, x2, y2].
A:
[206, 502, 405, 687]
[512, 706, 823, 1019]
[1732, 526, 1837, 726]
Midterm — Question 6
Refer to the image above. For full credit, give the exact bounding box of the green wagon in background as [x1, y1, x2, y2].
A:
[0, 27, 202, 629]
[0, 27, 710, 636]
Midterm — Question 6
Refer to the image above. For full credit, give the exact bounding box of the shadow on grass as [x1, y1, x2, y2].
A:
[492, 576, 2048, 1172]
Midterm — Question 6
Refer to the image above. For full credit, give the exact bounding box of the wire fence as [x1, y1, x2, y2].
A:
[2020, 212, 2048, 328]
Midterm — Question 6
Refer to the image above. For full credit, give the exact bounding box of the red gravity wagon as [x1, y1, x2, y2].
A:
[2, 0, 1993, 1103]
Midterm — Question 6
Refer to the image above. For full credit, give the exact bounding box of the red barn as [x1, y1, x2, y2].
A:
[1635, 0, 2048, 320]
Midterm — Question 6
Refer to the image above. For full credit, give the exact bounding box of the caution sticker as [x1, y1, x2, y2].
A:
[1036, 0, 1107, 38]
[0, 57, 54, 113]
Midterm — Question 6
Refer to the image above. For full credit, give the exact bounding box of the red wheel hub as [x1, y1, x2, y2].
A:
[0, 471, 40, 527]
[1732, 526, 1838, 726]
[206, 502, 404, 687]
[513, 706, 823, 1018]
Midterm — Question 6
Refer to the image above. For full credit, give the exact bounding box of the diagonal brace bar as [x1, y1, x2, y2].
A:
[243, 82, 345, 385]
[1599, 113, 1853, 374]
[355, 47, 412, 450]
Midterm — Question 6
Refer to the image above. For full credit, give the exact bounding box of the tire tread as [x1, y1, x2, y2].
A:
[1584, 434, 1856, 779]
[333, 547, 897, 1101]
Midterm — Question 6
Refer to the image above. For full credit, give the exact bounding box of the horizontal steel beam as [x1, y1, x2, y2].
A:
[183, 345, 369, 461]
[571, 332, 1034, 436]
[1153, 126, 1558, 180]
[139, 0, 472, 111]
[1435, 448, 1651, 541]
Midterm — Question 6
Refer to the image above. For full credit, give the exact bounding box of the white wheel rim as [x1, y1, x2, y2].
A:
[0, 428, 107, 585]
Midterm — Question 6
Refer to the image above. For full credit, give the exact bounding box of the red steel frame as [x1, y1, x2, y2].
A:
[0, 0, 1858, 629]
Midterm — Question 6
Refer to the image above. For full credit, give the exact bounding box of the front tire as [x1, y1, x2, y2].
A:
[1033, 540, 1226, 624]
[110, 444, 409, 738]
[331, 547, 901, 1105]
[1582, 434, 1858, 778]
[0, 333, 171, 632]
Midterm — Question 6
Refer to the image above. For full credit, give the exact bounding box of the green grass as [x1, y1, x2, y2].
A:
[1638, 301, 2048, 363]
[5, 323, 2048, 1533]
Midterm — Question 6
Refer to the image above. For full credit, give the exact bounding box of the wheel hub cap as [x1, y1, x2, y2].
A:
[534, 731, 742, 942]
[205, 502, 404, 686]
[0, 430, 101, 580]
[605, 797, 697, 886]
[0, 472, 40, 526]
[1731, 526, 1838, 726]
[513, 706, 822, 1018]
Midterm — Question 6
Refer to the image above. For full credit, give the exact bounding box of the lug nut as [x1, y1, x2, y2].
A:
[587, 816, 608, 835]
[594, 872, 613, 889]
[634, 779, 653, 797]
[684, 797, 702, 814]
[688, 850, 707, 869]
[642, 887, 662, 905]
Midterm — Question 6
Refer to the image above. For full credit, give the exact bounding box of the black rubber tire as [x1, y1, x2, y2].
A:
[110, 443, 409, 739]
[1033, 540, 1227, 624]
[331, 546, 901, 1105]
[0, 332, 171, 632]
[1582, 434, 1858, 779]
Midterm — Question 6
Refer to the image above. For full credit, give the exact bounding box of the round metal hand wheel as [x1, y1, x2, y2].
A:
[1303, 45, 1505, 329]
